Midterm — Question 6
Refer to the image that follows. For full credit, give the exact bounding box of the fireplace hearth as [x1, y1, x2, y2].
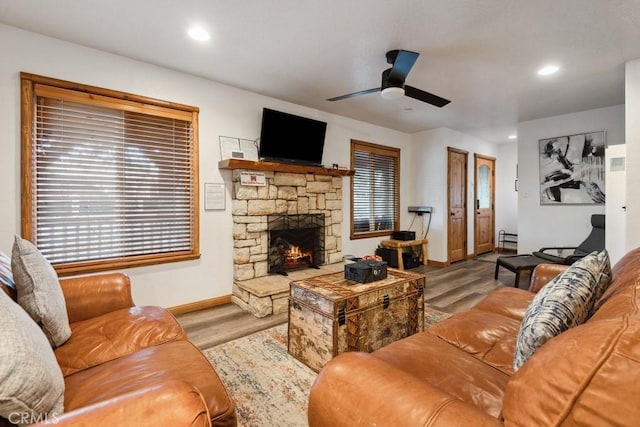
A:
[268, 214, 325, 275]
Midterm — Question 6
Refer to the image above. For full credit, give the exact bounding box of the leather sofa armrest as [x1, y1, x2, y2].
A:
[33, 381, 210, 427]
[60, 273, 135, 323]
[308, 352, 502, 427]
[528, 264, 569, 293]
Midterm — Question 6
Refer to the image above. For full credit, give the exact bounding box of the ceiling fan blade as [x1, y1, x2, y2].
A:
[405, 85, 451, 108]
[388, 50, 419, 83]
[326, 87, 381, 101]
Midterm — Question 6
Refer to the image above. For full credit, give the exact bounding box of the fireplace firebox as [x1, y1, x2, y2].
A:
[268, 214, 325, 275]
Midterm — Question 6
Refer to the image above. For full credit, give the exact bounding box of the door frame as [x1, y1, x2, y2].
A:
[474, 154, 496, 256]
[447, 147, 468, 264]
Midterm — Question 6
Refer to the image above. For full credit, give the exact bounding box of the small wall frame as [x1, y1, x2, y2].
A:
[204, 182, 226, 210]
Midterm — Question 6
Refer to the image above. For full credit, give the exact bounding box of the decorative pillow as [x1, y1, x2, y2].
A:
[11, 236, 71, 348]
[513, 249, 611, 371]
[0, 289, 64, 423]
[0, 251, 14, 289]
[590, 250, 613, 315]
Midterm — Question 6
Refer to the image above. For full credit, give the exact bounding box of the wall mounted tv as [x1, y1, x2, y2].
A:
[258, 108, 327, 166]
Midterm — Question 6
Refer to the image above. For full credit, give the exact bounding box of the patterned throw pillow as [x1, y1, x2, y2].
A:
[0, 289, 64, 423]
[0, 251, 15, 289]
[513, 249, 611, 371]
[590, 250, 613, 315]
[11, 236, 71, 348]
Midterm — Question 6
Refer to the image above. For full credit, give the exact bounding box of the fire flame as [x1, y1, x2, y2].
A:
[284, 245, 312, 267]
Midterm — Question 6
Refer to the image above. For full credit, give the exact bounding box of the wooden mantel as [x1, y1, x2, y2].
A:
[218, 158, 355, 177]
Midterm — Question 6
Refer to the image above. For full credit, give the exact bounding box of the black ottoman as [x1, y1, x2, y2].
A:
[494, 254, 548, 288]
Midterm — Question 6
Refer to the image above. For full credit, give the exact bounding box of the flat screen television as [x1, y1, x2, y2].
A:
[258, 108, 327, 166]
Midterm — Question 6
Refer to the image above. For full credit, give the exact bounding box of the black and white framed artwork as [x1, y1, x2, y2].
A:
[539, 131, 606, 205]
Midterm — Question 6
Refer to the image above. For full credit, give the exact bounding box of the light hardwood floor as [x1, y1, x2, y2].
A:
[176, 252, 527, 349]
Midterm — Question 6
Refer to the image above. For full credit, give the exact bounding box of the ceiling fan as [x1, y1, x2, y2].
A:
[326, 49, 451, 108]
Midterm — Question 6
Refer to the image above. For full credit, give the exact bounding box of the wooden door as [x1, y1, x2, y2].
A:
[474, 154, 495, 255]
[448, 148, 467, 263]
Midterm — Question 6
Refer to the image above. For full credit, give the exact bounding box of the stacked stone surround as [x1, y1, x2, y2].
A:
[229, 169, 345, 317]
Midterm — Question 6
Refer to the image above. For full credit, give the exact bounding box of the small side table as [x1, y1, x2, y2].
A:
[379, 239, 428, 270]
[494, 254, 548, 288]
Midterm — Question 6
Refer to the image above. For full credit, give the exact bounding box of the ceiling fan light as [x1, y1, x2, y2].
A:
[381, 86, 404, 100]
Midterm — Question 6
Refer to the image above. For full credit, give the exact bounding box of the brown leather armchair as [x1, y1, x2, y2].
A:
[1, 273, 237, 427]
[33, 381, 211, 427]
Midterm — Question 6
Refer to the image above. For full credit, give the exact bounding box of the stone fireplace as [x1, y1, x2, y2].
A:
[227, 167, 347, 317]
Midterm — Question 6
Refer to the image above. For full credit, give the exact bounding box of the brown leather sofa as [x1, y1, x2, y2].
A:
[308, 248, 640, 426]
[1, 273, 236, 427]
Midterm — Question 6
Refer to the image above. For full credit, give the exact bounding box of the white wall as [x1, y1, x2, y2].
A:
[0, 24, 410, 307]
[517, 105, 624, 254]
[625, 59, 640, 251]
[495, 143, 518, 239]
[408, 128, 502, 262]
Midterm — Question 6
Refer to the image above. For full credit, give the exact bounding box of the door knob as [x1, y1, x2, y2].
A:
[450, 212, 455, 216]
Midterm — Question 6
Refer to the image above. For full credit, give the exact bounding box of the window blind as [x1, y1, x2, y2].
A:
[351, 141, 399, 238]
[22, 76, 199, 273]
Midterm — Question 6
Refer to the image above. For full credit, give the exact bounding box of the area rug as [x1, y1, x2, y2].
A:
[204, 324, 312, 427]
[204, 306, 451, 427]
[424, 305, 452, 325]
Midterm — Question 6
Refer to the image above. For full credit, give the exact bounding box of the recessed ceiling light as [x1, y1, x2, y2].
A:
[188, 27, 210, 42]
[508, 134, 517, 140]
[537, 64, 559, 76]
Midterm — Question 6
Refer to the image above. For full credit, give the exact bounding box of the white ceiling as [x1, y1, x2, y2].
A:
[1, 0, 639, 143]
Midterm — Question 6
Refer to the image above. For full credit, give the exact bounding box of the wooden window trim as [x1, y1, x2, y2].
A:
[350, 139, 400, 240]
[20, 72, 200, 276]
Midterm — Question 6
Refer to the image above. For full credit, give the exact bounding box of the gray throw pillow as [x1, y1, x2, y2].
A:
[0, 289, 65, 424]
[11, 236, 71, 348]
[513, 249, 611, 371]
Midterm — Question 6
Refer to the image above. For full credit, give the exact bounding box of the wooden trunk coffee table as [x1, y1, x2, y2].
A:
[288, 268, 425, 372]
